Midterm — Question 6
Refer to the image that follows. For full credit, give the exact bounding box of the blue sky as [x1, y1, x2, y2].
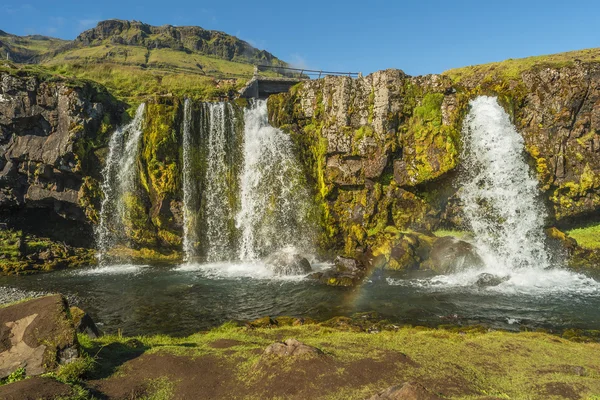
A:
[1, 0, 599, 75]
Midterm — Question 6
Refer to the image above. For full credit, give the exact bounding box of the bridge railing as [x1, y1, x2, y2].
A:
[256, 65, 361, 80]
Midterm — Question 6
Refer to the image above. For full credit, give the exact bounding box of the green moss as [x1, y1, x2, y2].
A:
[566, 223, 600, 249]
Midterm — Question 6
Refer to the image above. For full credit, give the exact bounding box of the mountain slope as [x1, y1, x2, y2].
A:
[0, 30, 68, 63]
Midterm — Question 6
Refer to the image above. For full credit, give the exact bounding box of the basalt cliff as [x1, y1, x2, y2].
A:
[1, 20, 599, 274]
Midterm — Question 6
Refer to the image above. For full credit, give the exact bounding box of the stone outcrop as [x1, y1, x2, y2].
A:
[268, 61, 600, 269]
[0, 295, 79, 379]
[0, 67, 123, 272]
[368, 381, 443, 400]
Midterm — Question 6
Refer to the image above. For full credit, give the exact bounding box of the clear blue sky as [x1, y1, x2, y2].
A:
[1, 0, 599, 75]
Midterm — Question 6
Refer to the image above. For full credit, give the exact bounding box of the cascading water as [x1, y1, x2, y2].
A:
[399, 96, 599, 294]
[236, 100, 314, 261]
[182, 99, 196, 262]
[181, 101, 240, 262]
[459, 96, 551, 272]
[179, 99, 314, 275]
[95, 103, 146, 264]
[204, 102, 238, 262]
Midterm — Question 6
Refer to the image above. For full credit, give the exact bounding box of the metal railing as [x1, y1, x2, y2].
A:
[255, 65, 361, 80]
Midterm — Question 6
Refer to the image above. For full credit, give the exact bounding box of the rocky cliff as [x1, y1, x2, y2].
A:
[0, 65, 123, 272]
[267, 60, 600, 265]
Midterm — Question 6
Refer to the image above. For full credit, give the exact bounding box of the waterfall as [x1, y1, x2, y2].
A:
[204, 102, 238, 262]
[459, 96, 550, 272]
[96, 103, 146, 264]
[182, 101, 241, 262]
[236, 100, 313, 260]
[181, 99, 313, 264]
[182, 99, 196, 261]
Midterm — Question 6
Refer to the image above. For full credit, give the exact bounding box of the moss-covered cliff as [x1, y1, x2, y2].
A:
[267, 57, 600, 268]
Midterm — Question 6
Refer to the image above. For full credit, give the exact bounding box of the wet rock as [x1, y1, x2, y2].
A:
[368, 381, 443, 400]
[70, 306, 101, 338]
[310, 256, 366, 286]
[475, 273, 509, 288]
[264, 339, 323, 357]
[0, 294, 79, 379]
[427, 236, 484, 274]
[264, 250, 312, 276]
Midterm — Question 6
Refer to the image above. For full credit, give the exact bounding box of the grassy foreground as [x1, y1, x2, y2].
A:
[34, 319, 600, 399]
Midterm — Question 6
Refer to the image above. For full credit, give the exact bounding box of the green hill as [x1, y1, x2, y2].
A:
[0, 20, 287, 104]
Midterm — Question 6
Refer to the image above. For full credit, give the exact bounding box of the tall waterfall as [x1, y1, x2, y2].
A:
[236, 100, 313, 260]
[96, 103, 146, 263]
[460, 96, 550, 272]
[181, 99, 313, 264]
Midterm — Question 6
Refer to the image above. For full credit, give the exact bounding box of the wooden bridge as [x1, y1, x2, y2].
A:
[239, 65, 361, 99]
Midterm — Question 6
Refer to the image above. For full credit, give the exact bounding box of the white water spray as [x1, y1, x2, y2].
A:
[96, 103, 146, 264]
[182, 99, 195, 261]
[460, 96, 550, 272]
[236, 100, 314, 261]
[391, 96, 599, 295]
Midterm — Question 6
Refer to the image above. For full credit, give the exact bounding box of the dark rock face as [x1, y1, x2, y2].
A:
[264, 250, 312, 276]
[0, 295, 79, 378]
[0, 70, 122, 271]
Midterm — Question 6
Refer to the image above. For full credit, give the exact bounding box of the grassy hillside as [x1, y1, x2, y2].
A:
[443, 47, 600, 83]
[0, 31, 68, 63]
[1, 19, 287, 104]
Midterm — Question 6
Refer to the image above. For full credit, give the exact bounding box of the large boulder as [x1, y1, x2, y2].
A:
[264, 250, 312, 276]
[425, 236, 484, 274]
[0, 294, 79, 379]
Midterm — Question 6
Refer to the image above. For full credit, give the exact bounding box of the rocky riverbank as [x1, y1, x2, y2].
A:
[0, 295, 599, 399]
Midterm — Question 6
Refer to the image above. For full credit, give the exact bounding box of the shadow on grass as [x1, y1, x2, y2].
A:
[86, 340, 149, 380]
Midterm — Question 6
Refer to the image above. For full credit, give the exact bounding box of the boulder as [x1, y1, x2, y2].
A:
[368, 381, 443, 400]
[427, 236, 484, 274]
[264, 250, 312, 276]
[475, 273, 510, 288]
[310, 256, 366, 287]
[264, 339, 323, 357]
[0, 294, 79, 379]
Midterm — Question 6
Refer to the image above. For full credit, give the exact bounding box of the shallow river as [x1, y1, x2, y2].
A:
[1, 261, 599, 336]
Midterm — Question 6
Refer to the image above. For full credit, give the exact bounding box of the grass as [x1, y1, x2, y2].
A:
[566, 223, 600, 249]
[68, 319, 600, 399]
[443, 47, 600, 83]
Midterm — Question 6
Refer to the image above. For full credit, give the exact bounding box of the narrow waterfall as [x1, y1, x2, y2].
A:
[204, 102, 238, 262]
[236, 100, 313, 260]
[459, 96, 551, 272]
[182, 99, 196, 261]
[96, 103, 146, 263]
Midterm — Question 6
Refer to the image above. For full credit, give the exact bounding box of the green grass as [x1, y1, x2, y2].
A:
[72, 319, 600, 399]
[443, 47, 600, 83]
[566, 223, 600, 249]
